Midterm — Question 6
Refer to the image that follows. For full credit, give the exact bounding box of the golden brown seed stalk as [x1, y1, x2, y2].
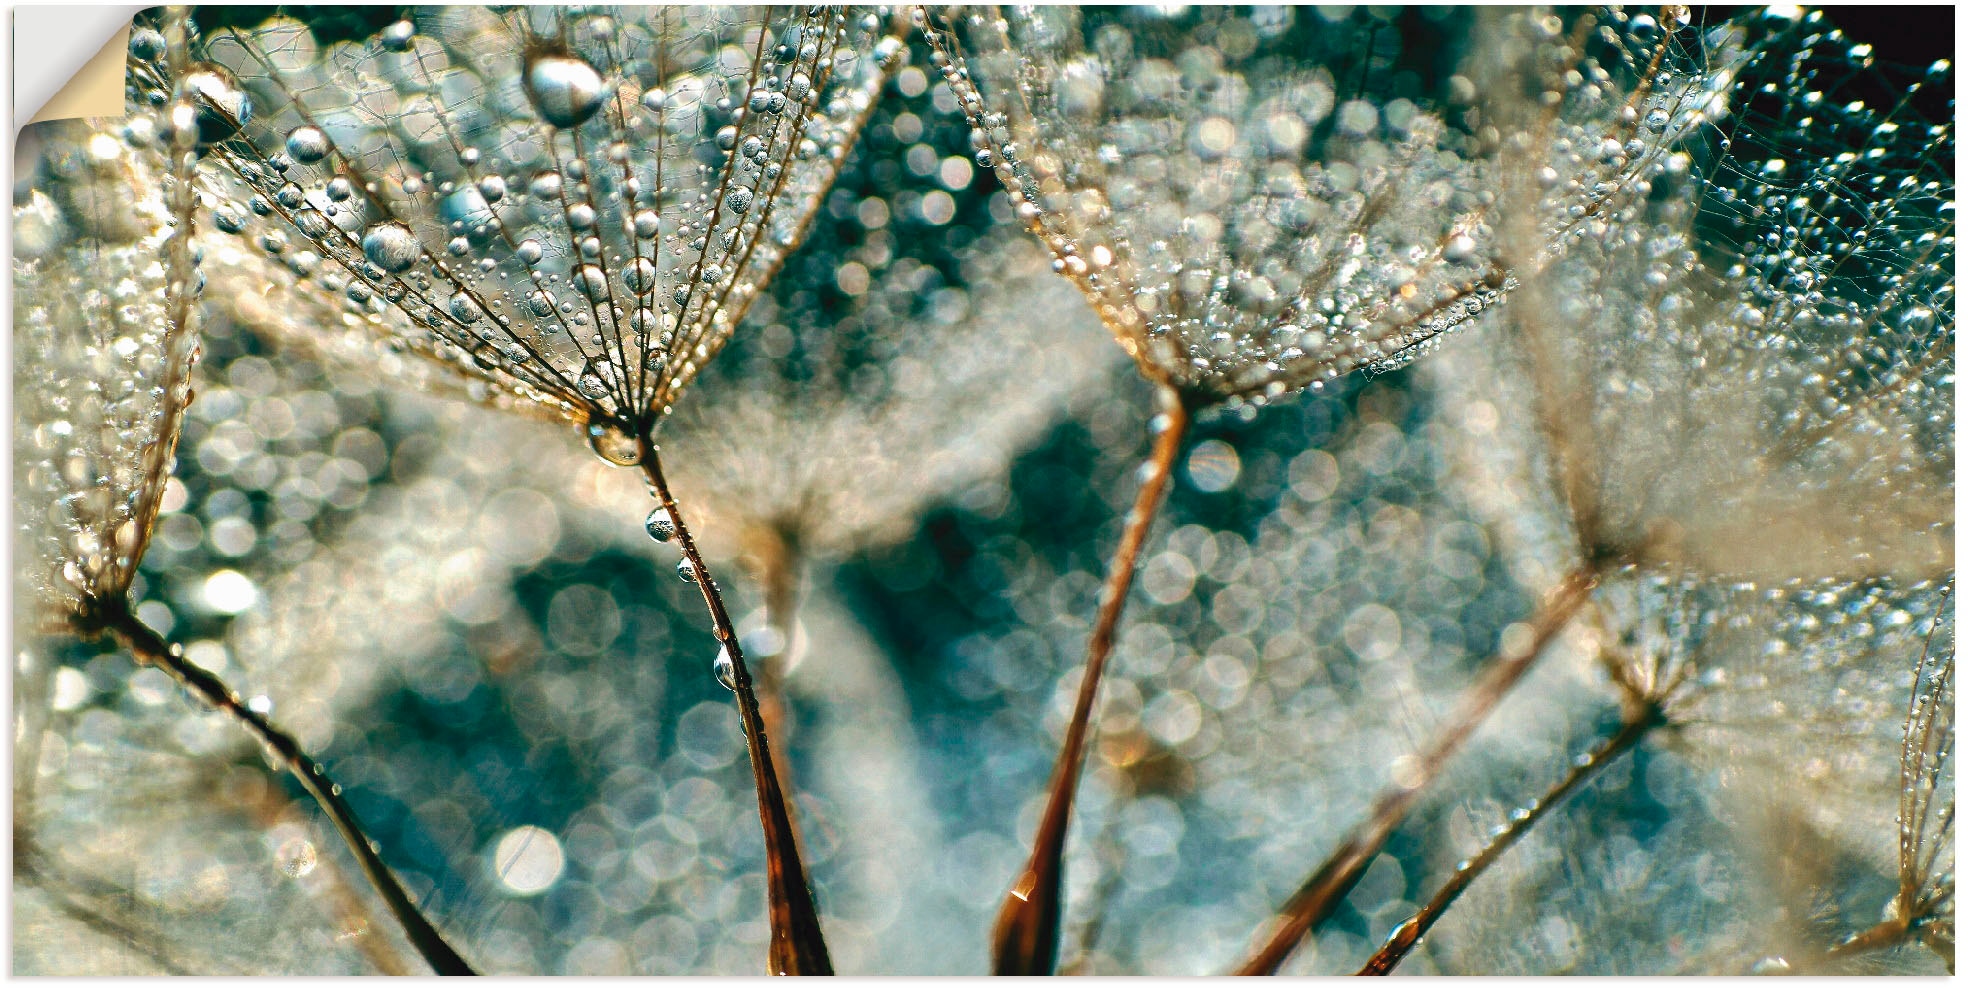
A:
[638, 436, 831, 974]
[94, 599, 476, 975]
[1233, 568, 1598, 975]
[991, 386, 1190, 975]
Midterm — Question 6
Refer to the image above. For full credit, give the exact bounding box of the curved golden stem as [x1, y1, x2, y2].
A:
[991, 387, 1191, 974]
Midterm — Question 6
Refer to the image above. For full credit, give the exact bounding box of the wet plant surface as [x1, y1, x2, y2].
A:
[11, 5, 1954, 976]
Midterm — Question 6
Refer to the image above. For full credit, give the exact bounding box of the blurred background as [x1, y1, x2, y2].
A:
[11, 6, 1951, 975]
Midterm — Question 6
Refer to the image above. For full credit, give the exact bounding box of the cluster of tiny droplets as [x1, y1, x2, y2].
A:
[16, 313, 454, 975]
[1486, 7, 1952, 580]
[14, 42, 203, 614]
[844, 364, 1534, 971]
[913, 7, 1721, 408]
[1405, 9, 1954, 973]
[1405, 575, 1952, 976]
[188, 8, 904, 462]
[11, 7, 1953, 977]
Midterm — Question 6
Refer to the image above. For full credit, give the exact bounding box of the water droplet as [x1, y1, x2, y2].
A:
[624, 257, 658, 295]
[183, 64, 251, 144]
[276, 837, 318, 878]
[128, 28, 166, 63]
[284, 125, 330, 164]
[586, 421, 641, 466]
[644, 507, 676, 542]
[725, 188, 755, 213]
[573, 264, 609, 300]
[677, 558, 699, 584]
[713, 646, 736, 691]
[360, 222, 420, 274]
[517, 238, 544, 265]
[526, 55, 606, 128]
[448, 292, 483, 323]
[380, 19, 415, 51]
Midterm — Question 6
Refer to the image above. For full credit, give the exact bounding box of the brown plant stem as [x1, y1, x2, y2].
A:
[637, 436, 832, 975]
[92, 597, 476, 976]
[1827, 918, 1920, 962]
[1358, 703, 1663, 975]
[1232, 567, 1599, 975]
[990, 386, 1191, 975]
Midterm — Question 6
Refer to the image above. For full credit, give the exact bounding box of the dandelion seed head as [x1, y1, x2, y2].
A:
[923, 8, 1710, 405]
[196, 7, 904, 441]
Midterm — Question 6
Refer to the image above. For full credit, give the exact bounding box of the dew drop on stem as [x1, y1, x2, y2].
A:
[182, 64, 250, 144]
[526, 55, 606, 128]
[360, 222, 419, 274]
[284, 126, 330, 164]
[713, 646, 736, 692]
[644, 507, 676, 543]
[585, 421, 641, 466]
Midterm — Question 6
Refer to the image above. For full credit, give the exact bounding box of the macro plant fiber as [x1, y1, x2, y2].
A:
[10, 3, 1954, 977]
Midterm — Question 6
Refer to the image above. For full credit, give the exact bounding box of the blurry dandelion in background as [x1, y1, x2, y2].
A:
[10, 3, 1955, 977]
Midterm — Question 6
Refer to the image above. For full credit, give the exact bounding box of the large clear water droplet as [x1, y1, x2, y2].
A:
[128, 28, 166, 62]
[526, 55, 606, 128]
[712, 647, 736, 691]
[448, 292, 483, 323]
[644, 507, 676, 542]
[586, 421, 641, 466]
[361, 222, 419, 274]
[573, 264, 609, 300]
[677, 558, 699, 584]
[285, 125, 330, 164]
[624, 257, 658, 295]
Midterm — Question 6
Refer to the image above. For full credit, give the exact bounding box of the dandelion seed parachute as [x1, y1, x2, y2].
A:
[196, 6, 902, 441]
[923, 7, 1704, 408]
[188, 7, 912, 974]
[1388, 7, 1955, 974]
